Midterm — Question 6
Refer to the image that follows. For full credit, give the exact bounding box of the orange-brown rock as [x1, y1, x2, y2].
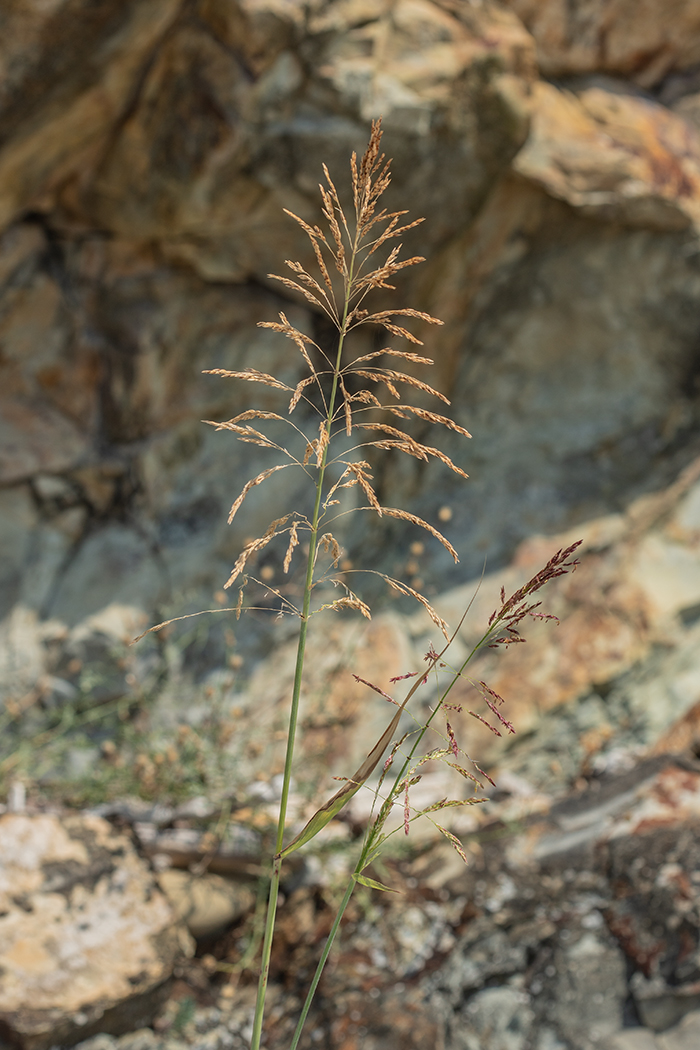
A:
[513, 80, 700, 230]
[86, 0, 534, 282]
[504, 0, 700, 86]
[0, 0, 181, 232]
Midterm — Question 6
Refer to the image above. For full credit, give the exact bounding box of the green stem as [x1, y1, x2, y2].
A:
[370, 621, 500, 845]
[289, 871, 357, 1050]
[249, 253, 358, 1050]
[284, 621, 507, 1047]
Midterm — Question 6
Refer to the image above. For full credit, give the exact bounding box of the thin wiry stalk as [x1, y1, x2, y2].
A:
[176, 119, 481, 1048]
[285, 545, 581, 1048]
[249, 207, 361, 1050]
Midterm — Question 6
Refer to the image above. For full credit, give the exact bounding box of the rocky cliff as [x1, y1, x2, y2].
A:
[5, 3, 700, 1047]
[4, 0, 700, 640]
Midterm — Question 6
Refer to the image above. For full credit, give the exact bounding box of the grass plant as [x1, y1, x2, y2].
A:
[140, 120, 580, 1049]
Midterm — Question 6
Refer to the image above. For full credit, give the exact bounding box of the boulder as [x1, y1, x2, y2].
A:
[157, 869, 255, 940]
[0, 812, 193, 1050]
[513, 80, 700, 231]
[503, 0, 700, 86]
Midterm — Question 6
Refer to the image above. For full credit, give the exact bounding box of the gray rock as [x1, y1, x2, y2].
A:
[548, 931, 628, 1049]
[606, 1030, 660, 1050]
[659, 1009, 700, 1050]
[459, 985, 535, 1050]
[45, 525, 166, 628]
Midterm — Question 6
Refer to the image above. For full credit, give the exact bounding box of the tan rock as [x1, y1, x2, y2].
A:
[157, 869, 255, 939]
[0, 812, 193, 1050]
[504, 0, 700, 87]
[228, 611, 414, 790]
[652, 699, 700, 757]
[442, 547, 650, 760]
[197, 0, 304, 74]
[88, 0, 534, 280]
[513, 80, 700, 231]
[0, 0, 181, 231]
[672, 92, 700, 136]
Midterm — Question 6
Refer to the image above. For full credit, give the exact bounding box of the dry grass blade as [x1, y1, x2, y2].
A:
[268, 272, 332, 315]
[350, 149, 359, 211]
[282, 208, 334, 257]
[131, 607, 236, 644]
[350, 388, 383, 408]
[322, 162, 352, 241]
[353, 368, 450, 404]
[353, 253, 426, 295]
[224, 518, 290, 588]
[309, 238, 337, 312]
[226, 409, 286, 424]
[283, 520, 300, 573]
[354, 369, 401, 398]
[373, 323, 424, 345]
[446, 761, 485, 789]
[319, 185, 347, 276]
[383, 507, 459, 562]
[285, 259, 337, 317]
[352, 675, 397, 704]
[372, 439, 429, 462]
[347, 462, 381, 514]
[380, 573, 450, 638]
[316, 419, 330, 468]
[337, 374, 353, 435]
[329, 595, 371, 618]
[202, 420, 282, 450]
[434, 824, 469, 865]
[258, 313, 321, 375]
[318, 531, 342, 565]
[468, 710, 502, 736]
[367, 216, 425, 255]
[385, 405, 472, 438]
[350, 349, 434, 366]
[228, 465, 290, 524]
[203, 367, 291, 391]
[322, 462, 359, 507]
[364, 308, 443, 326]
[360, 425, 469, 478]
[356, 421, 428, 453]
[289, 374, 317, 414]
[420, 798, 488, 814]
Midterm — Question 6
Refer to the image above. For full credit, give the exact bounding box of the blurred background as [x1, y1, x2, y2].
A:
[4, 3, 700, 1049]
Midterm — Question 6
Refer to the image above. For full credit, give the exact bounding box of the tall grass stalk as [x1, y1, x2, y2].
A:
[138, 120, 580, 1049]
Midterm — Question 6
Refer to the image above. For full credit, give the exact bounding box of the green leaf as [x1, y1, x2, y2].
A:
[353, 874, 398, 893]
[276, 663, 430, 860]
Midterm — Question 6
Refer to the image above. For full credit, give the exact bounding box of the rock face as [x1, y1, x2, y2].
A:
[5, 1, 700, 1045]
[53, 756, 700, 1050]
[0, 812, 193, 1050]
[503, 0, 700, 86]
[3, 0, 700, 666]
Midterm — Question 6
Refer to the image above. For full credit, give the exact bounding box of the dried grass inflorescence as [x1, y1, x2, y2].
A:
[131, 122, 585, 1050]
[204, 119, 469, 626]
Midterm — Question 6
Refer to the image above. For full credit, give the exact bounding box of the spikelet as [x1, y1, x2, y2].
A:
[283, 520, 299, 573]
[382, 507, 458, 562]
[227, 465, 290, 524]
[203, 367, 291, 390]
